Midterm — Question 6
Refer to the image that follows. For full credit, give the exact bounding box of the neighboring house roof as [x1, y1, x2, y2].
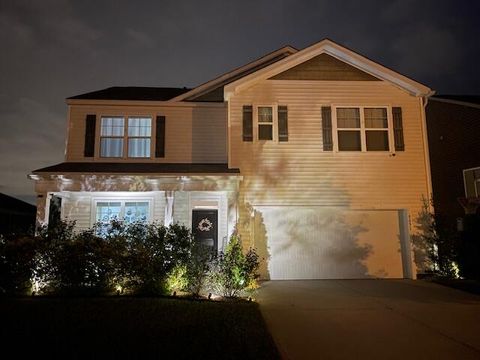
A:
[32, 162, 240, 175]
[224, 38, 433, 98]
[67, 87, 191, 101]
[0, 193, 36, 214]
[431, 95, 480, 108]
[170, 45, 298, 102]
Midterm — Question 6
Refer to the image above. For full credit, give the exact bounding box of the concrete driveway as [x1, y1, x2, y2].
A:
[257, 280, 480, 360]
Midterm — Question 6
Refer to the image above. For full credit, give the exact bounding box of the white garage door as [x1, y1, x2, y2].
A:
[254, 207, 410, 280]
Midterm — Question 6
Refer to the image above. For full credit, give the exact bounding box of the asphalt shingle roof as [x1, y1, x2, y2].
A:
[33, 162, 240, 174]
[68, 87, 191, 101]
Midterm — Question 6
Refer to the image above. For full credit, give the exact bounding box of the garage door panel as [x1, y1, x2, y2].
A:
[254, 207, 404, 280]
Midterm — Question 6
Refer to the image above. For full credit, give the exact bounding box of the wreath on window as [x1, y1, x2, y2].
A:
[197, 218, 213, 232]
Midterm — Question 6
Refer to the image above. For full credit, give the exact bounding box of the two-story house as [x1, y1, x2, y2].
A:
[30, 39, 434, 280]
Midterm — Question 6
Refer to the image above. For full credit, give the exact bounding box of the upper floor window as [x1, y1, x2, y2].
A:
[242, 105, 289, 143]
[258, 106, 273, 140]
[128, 117, 151, 157]
[337, 108, 361, 151]
[100, 116, 152, 158]
[335, 107, 390, 152]
[100, 117, 124, 157]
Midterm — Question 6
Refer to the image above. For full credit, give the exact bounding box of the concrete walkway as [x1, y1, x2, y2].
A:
[257, 280, 480, 360]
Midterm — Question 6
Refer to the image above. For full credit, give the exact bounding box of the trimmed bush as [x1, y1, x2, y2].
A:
[207, 233, 259, 298]
[101, 221, 194, 295]
[1, 220, 261, 298]
[184, 242, 212, 296]
[34, 221, 116, 295]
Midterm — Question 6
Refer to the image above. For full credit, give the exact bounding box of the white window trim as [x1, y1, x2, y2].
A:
[91, 197, 154, 227]
[254, 104, 278, 142]
[332, 105, 394, 153]
[97, 115, 154, 160]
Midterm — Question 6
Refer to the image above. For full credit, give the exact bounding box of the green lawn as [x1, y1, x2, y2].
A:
[0, 296, 280, 359]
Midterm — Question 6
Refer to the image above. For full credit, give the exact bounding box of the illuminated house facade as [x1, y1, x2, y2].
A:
[30, 39, 434, 280]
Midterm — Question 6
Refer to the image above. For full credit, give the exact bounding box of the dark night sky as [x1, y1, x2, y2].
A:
[1, 0, 479, 204]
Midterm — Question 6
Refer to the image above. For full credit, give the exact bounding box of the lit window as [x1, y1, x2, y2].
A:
[337, 108, 361, 151]
[124, 202, 149, 223]
[336, 107, 390, 152]
[100, 117, 124, 157]
[99, 116, 152, 158]
[258, 106, 273, 140]
[128, 117, 151, 158]
[96, 202, 122, 223]
[365, 108, 389, 151]
[95, 200, 150, 235]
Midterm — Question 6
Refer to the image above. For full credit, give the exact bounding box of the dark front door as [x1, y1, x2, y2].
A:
[192, 209, 218, 252]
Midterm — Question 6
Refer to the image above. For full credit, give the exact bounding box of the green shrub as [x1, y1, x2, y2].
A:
[2, 220, 264, 298]
[34, 221, 116, 295]
[184, 242, 212, 296]
[0, 234, 36, 295]
[411, 196, 457, 277]
[166, 264, 189, 293]
[207, 233, 259, 298]
[104, 221, 194, 295]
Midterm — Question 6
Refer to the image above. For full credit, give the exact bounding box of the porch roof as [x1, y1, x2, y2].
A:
[32, 162, 240, 175]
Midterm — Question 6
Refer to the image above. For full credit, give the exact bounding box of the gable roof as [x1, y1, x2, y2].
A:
[68, 87, 191, 101]
[170, 45, 298, 102]
[224, 39, 433, 98]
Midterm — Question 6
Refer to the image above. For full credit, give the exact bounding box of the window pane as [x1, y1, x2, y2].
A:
[258, 124, 273, 140]
[258, 107, 273, 123]
[96, 202, 122, 223]
[365, 108, 388, 128]
[101, 117, 124, 136]
[337, 108, 360, 128]
[366, 130, 389, 151]
[338, 130, 361, 151]
[128, 138, 151, 157]
[100, 138, 123, 157]
[124, 202, 149, 223]
[128, 117, 152, 136]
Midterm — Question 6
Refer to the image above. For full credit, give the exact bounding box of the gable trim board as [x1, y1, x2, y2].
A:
[225, 39, 433, 99]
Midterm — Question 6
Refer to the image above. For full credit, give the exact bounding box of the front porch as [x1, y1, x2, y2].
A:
[31, 173, 242, 254]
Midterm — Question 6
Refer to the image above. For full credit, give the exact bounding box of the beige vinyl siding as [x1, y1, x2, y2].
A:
[173, 191, 189, 226]
[229, 80, 429, 246]
[66, 104, 227, 163]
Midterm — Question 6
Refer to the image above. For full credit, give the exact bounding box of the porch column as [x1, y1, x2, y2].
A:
[164, 191, 174, 226]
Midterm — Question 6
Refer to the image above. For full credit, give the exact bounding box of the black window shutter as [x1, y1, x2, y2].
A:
[242, 105, 253, 141]
[155, 115, 166, 157]
[278, 106, 288, 142]
[392, 107, 405, 151]
[84, 114, 96, 157]
[321, 106, 333, 151]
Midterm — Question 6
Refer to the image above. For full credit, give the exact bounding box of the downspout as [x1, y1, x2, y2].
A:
[420, 90, 435, 210]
